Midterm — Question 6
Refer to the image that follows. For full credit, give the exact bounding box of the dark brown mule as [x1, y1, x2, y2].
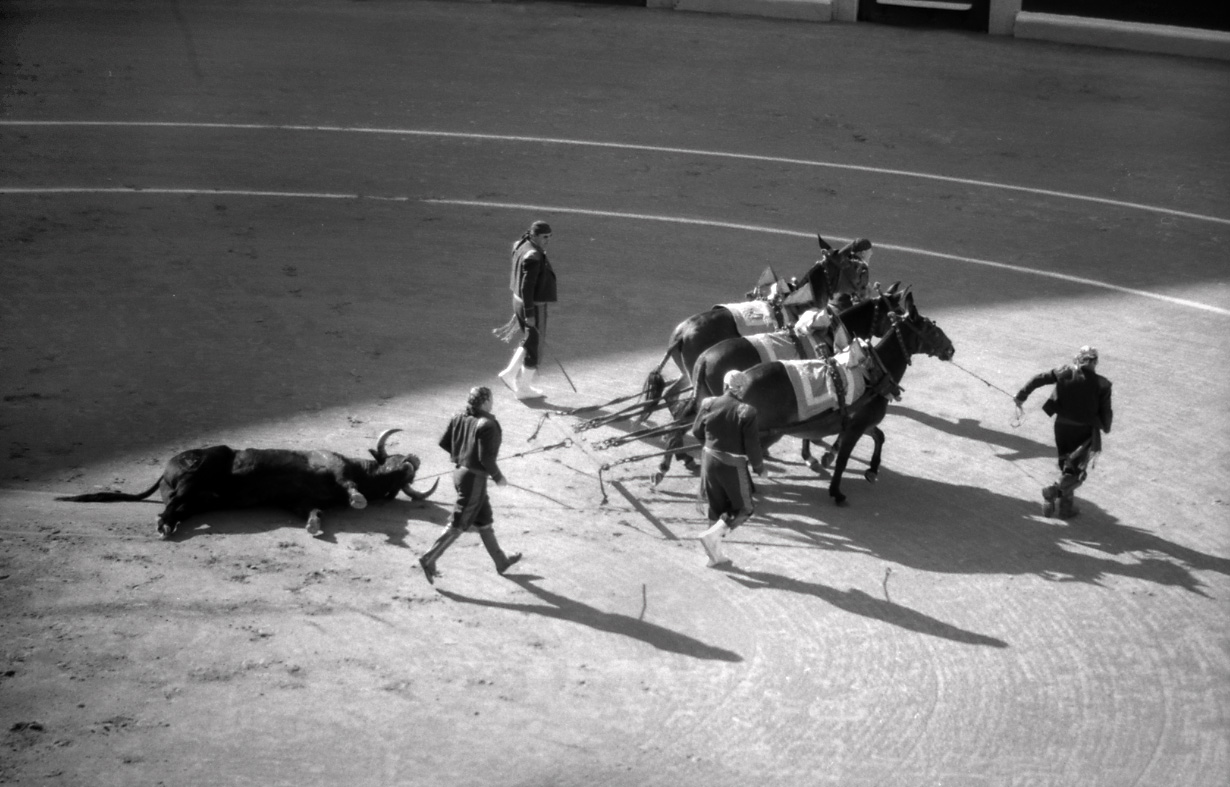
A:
[639, 250, 837, 421]
[650, 286, 905, 482]
[738, 292, 955, 505]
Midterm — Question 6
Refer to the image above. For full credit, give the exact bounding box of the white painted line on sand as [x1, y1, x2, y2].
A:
[3, 120, 1227, 227]
[2, 186, 1225, 316]
[429, 198, 1230, 317]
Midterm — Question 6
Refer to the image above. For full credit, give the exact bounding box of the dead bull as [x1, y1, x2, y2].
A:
[57, 429, 438, 539]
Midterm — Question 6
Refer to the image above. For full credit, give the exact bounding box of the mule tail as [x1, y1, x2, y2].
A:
[57, 477, 162, 503]
[641, 335, 684, 414]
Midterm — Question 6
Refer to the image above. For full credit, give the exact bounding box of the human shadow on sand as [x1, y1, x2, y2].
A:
[889, 405, 1054, 461]
[438, 575, 743, 662]
[724, 567, 1008, 648]
[753, 469, 1230, 597]
[164, 498, 445, 547]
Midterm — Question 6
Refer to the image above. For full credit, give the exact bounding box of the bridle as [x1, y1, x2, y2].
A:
[884, 310, 947, 364]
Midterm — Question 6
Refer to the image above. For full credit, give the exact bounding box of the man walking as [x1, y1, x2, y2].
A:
[691, 370, 766, 567]
[497, 220, 557, 399]
[1014, 345, 1114, 518]
[419, 386, 521, 583]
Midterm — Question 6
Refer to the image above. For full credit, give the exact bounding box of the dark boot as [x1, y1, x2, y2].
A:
[1041, 484, 1058, 517]
[419, 526, 462, 584]
[479, 528, 521, 575]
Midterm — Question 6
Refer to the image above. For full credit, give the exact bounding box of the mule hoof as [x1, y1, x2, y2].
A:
[864, 470, 878, 484]
[158, 524, 174, 541]
[349, 493, 368, 510]
[831, 493, 848, 507]
[821, 453, 834, 469]
[807, 459, 823, 474]
[650, 471, 664, 487]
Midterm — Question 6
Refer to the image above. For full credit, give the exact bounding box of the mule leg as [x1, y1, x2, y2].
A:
[828, 430, 864, 507]
[802, 439, 834, 474]
[864, 427, 885, 483]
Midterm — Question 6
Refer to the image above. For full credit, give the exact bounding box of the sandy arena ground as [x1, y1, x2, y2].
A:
[1, 2, 1228, 785]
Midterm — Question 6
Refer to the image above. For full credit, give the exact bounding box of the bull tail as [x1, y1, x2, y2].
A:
[57, 477, 162, 503]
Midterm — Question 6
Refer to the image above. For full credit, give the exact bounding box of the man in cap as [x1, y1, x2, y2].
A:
[497, 220, 557, 399]
[419, 386, 522, 583]
[1014, 346, 1114, 518]
[690, 369, 766, 567]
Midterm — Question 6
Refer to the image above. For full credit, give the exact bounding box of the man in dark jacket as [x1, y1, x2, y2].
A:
[1014, 345, 1114, 518]
[419, 386, 521, 583]
[691, 370, 766, 567]
[498, 220, 558, 400]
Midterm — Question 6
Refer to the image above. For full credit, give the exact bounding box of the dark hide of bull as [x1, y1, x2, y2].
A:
[57, 429, 437, 539]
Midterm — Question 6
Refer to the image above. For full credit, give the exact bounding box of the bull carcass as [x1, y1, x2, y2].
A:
[56, 429, 438, 539]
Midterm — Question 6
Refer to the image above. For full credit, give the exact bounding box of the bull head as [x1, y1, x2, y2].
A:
[372, 429, 438, 501]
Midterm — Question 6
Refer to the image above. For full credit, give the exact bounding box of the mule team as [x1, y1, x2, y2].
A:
[60, 225, 1112, 577]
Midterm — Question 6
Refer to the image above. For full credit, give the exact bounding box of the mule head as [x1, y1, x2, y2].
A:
[899, 293, 955, 361]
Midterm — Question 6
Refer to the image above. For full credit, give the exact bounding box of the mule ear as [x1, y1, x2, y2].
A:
[904, 290, 917, 315]
[817, 233, 834, 251]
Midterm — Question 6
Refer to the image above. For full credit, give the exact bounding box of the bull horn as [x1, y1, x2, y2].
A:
[375, 428, 402, 462]
[404, 478, 439, 501]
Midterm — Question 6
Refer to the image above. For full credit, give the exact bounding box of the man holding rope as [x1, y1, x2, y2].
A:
[1014, 345, 1114, 519]
[691, 370, 766, 567]
[419, 386, 522, 584]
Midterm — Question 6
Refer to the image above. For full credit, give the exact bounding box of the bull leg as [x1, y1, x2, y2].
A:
[157, 496, 201, 539]
[305, 509, 324, 536]
[342, 482, 367, 509]
[863, 427, 885, 483]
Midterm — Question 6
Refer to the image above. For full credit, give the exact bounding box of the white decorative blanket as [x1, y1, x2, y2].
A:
[720, 300, 778, 336]
[780, 357, 867, 422]
[745, 332, 820, 365]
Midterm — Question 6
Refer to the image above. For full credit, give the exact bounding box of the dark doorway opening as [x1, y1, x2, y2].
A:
[858, 0, 991, 33]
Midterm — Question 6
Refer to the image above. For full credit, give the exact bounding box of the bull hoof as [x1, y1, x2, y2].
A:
[864, 470, 878, 484]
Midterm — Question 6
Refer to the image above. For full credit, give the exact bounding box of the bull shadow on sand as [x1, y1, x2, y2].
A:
[437, 575, 743, 662]
[753, 469, 1230, 598]
[723, 566, 1008, 648]
[889, 405, 1055, 461]
[166, 498, 446, 547]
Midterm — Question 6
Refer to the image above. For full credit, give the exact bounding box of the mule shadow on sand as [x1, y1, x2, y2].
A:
[756, 468, 1229, 597]
[438, 574, 743, 662]
[724, 566, 1008, 648]
[166, 498, 445, 547]
[889, 405, 1054, 461]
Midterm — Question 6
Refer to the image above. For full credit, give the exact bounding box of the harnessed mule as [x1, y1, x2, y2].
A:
[738, 292, 955, 505]
[650, 287, 905, 482]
